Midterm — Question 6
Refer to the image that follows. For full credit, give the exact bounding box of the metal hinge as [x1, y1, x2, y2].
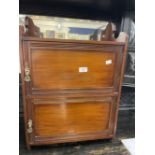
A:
[24, 64, 31, 82]
[27, 119, 33, 133]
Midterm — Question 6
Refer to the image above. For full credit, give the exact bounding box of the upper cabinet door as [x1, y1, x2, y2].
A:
[24, 41, 123, 93]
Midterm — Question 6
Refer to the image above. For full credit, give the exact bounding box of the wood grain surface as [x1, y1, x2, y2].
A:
[31, 50, 115, 89]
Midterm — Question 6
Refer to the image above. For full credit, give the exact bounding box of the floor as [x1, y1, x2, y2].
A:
[122, 138, 135, 155]
[19, 110, 135, 155]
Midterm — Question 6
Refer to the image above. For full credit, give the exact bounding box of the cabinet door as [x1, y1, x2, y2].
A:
[30, 97, 116, 144]
[23, 41, 123, 94]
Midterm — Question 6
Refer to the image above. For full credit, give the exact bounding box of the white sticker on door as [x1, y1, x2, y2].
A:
[105, 60, 112, 65]
[79, 67, 88, 73]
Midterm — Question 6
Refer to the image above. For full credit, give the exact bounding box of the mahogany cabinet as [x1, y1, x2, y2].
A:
[19, 18, 128, 149]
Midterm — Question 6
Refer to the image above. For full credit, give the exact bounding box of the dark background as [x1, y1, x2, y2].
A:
[19, 0, 134, 21]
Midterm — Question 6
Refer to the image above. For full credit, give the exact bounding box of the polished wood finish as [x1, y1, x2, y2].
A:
[34, 99, 111, 137]
[31, 50, 115, 89]
[20, 17, 128, 149]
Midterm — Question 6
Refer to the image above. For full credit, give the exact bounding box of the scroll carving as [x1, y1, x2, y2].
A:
[100, 22, 114, 41]
[90, 22, 115, 41]
[24, 16, 43, 37]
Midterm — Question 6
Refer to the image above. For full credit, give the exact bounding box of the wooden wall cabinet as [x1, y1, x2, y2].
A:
[19, 17, 128, 149]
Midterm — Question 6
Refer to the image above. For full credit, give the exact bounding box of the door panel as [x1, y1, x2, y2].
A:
[32, 99, 113, 138]
[30, 49, 116, 90]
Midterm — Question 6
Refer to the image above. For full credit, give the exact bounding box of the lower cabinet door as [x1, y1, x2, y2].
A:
[30, 97, 116, 144]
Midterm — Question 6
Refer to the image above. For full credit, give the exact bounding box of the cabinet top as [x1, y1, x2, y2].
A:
[22, 34, 127, 46]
